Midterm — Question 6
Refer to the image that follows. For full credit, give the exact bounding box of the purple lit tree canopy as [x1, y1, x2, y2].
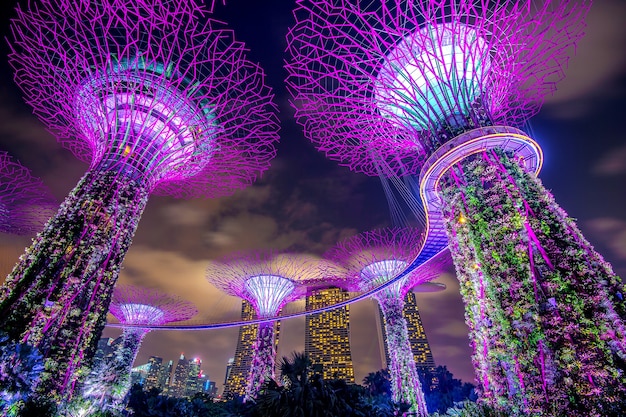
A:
[0, 0, 278, 402]
[326, 228, 448, 415]
[286, 0, 587, 174]
[0, 151, 56, 236]
[81, 285, 196, 406]
[286, 1, 626, 415]
[207, 252, 321, 400]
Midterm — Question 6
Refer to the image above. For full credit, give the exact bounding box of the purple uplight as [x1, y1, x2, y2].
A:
[0, 151, 56, 235]
[326, 228, 447, 296]
[94, 285, 197, 404]
[207, 252, 321, 319]
[108, 285, 198, 326]
[11, 0, 278, 197]
[245, 275, 297, 318]
[286, 0, 589, 174]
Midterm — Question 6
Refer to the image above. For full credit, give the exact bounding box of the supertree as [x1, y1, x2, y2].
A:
[207, 252, 324, 401]
[81, 285, 197, 407]
[326, 228, 448, 416]
[286, 1, 626, 415]
[0, 151, 56, 236]
[0, 0, 278, 401]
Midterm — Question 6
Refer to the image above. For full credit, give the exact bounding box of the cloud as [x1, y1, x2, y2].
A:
[585, 218, 626, 260]
[592, 145, 626, 176]
[542, 0, 626, 118]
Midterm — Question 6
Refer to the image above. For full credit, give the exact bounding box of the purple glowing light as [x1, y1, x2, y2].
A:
[286, 0, 590, 175]
[375, 23, 490, 131]
[0, 151, 56, 235]
[326, 228, 442, 295]
[245, 275, 296, 318]
[207, 253, 320, 319]
[326, 228, 449, 415]
[11, 0, 279, 197]
[108, 285, 198, 326]
[207, 252, 326, 400]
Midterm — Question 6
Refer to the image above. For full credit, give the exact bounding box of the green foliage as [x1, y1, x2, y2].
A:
[431, 401, 508, 417]
[0, 332, 45, 414]
[441, 150, 626, 415]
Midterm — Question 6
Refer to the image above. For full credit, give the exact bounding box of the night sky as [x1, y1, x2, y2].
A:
[0, 0, 625, 395]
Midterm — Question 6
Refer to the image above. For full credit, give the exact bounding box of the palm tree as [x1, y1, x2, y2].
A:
[254, 352, 408, 417]
[363, 369, 392, 397]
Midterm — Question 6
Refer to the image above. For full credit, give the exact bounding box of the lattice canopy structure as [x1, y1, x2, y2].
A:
[286, 0, 588, 174]
[207, 252, 328, 401]
[326, 228, 448, 415]
[286, 2, 626, 416]
[0, 151, 56, 235]
[0, 0, 278, 403]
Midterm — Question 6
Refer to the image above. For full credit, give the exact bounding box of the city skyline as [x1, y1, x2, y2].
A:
[0, 0, 625, 396]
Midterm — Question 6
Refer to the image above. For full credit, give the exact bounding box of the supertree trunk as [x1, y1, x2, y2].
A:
[114, 328, 146, 398]
[0, 164, 148, 401]
[377, 293, 428, 416]
[444, 218, 508, 405]
[245, 320, 276, 401]
[440, 149, 626, 416]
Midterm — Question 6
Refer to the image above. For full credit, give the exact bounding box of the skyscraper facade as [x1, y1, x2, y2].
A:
[170, 354, 190, 398]
[184, 358, 202, 397]
[377, 292, 435, 373]
[144, 356, 164, 391]
[305, 287, 354, 382]
[222, 300, 280, 398]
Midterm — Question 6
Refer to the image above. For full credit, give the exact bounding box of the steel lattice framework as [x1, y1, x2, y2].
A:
[326, 228, 448, 416]
[0, 0, 278, 403]
[207, 252, 329, 401]
[0, 151, 56, 235]
[286, 0, 587, 175]
[285, 1, 626, 415]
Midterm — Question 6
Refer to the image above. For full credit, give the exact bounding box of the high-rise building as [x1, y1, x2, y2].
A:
[130, 362, 151, 386]
[377, 292, 435, 373]
[224, 357, 234, 387]
[170, 354, 190, 398]
[185, 358, 202, 397]
[305, 287, 354, 382]
[144, 356, 164, 391]
[222, 300, 280, 398]
[199, 373, 218, 397]
[162, 360, 174, 395]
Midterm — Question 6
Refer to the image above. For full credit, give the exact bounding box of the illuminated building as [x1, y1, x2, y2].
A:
[184, 357, 202, 397]
[170, 354, 191, 398]
[223, 301, 258, 398]
[305, 287, 354, 383]
[144, 356, 164, 391]
[0, 0, 278, 402]
[286, 0, 626, 413]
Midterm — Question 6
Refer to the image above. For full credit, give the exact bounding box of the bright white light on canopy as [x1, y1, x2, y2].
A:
[119, 303, 165, 325]
[245, 274, 296, 318]
[75, 57, 217, 183]
[375, 23, 490, 131]
[360, 259, 408, 292]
